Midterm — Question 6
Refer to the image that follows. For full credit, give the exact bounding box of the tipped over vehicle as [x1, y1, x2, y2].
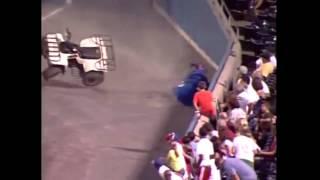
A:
[41, 29, 116, 86]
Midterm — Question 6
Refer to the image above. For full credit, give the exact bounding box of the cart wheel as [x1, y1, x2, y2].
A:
[43, 66, 64, 80]
[82, 71, 104, 86]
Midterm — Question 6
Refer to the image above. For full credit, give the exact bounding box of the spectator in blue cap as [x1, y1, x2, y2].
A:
[214, 150, 258, 180]
[151, 157, 184, 180]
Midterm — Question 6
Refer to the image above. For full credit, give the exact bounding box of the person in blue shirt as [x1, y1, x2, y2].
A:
[214, 150, 258, 180]
[175, 63, 209, 107]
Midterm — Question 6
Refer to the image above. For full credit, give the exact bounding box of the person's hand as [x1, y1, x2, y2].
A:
[272, 115, 277, 124]
[193, 164, 200, 176]
[195, 110, 201, 118]
[219, 112, 228, 119]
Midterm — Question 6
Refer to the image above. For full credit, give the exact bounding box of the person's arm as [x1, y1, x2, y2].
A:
[262, 81, 270, 95]
[247, 103, 255, 115]
[167, 150, 178, 161]
[255, 58, 262, 69]
[231, 146, 236, 156]
[251, 139, 261, 154]
[193, 93, 200, 111]
[224, 140, 234, 157]
[172, 144, 180, 158]
[193, 94, 202, 118]
[225, 167, 240, 180]
[197, 154, 203, 167]
[258, 150, 276, 156]
[183, 150, 193, 161]
[272, 116, 277, 124]
[231, 173, 241, 180]
[211, 94, 216, 103]
[271, 56, 277, 68]
[257, 144, 276, 157]
[166, 151, 172, 166]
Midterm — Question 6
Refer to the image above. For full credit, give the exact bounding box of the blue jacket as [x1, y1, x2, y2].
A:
[175, 69, 209, 106]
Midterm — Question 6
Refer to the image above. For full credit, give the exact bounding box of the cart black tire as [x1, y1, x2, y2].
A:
[43, 66, 63, 80]
[82, 71, 104, 86]
[41, 37, 49, 58]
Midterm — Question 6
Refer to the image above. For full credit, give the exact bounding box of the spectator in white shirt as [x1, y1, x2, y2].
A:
[196, 127, 219, 180]
[227, 95, 247, 125]
[233, 128, 261, 168]
[252, 73, 270, 98]
[237, 69, 269, 97]
[235, 76, 259, 114]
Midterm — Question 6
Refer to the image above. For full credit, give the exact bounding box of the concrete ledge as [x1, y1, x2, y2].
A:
[212, 42, 241, 102]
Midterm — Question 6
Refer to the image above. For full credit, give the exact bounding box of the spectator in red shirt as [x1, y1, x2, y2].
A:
[193, 81, 217, 120]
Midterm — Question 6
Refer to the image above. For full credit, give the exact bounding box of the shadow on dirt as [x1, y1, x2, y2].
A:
[42, 79, 85, 89]
[110, 146, 152, 154]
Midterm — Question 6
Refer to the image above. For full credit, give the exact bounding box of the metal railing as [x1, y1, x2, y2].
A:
[208, 0, 240, 42]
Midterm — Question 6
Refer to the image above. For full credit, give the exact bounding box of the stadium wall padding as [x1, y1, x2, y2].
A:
[158, 0, 230, 65]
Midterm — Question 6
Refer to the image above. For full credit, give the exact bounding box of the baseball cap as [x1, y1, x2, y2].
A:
[237, 65, 248, 75]
[151, 157, 166, 170]
[165, 132, 179, 142]
[259, 51, 271, 59]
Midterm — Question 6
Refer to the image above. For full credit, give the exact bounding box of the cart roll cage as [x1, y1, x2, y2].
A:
[93, 35, 116, 72]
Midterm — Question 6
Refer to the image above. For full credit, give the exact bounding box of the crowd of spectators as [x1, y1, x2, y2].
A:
[152, 50, 276, 180]
[152, 0, 276, 179]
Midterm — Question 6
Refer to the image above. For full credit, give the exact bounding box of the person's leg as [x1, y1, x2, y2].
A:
[199, 166, 211, 180]
[193, 116, 210, 136]
[209, 116, 217, 130]
[210, 160, 221, 180]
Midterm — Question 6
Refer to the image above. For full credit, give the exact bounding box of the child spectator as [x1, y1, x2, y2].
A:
[186, 132, 198, 158]
[193, 81, 217, 120]
[195, 127, 217, 180]
[235, 75, 259, 115]
[165, 132, 189, 179]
